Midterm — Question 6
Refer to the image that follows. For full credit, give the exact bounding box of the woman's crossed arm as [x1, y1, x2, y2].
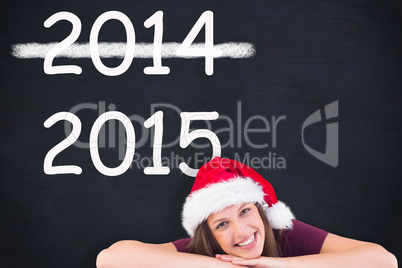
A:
[96, 240, 242, 268]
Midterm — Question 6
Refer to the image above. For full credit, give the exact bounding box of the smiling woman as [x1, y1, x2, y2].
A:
[206, 203, 268, 258]
[96, 157, 398, 268]
[183, 203, 271, 258]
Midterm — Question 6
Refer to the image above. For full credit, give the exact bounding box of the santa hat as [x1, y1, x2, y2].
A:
[182, 157, 294, 237]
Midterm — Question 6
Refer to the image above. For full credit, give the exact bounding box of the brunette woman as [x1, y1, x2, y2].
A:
[97, 157, 397, 268]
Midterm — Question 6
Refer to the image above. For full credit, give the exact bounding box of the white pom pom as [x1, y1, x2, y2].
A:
[266, 201, 294, 230]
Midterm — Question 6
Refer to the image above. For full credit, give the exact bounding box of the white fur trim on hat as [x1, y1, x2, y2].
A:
[182, 177, 266, 237]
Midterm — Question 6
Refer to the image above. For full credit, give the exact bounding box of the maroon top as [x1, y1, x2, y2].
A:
[171, 220, 328, 257]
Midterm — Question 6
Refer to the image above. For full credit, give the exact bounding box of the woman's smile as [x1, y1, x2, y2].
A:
[235, 232, 257, 248]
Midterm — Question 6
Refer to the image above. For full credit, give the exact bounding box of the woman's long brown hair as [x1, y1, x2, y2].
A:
[186, 203, 282, 257]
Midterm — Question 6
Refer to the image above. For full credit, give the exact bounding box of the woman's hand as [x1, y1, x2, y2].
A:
[216, 254, 287, 268]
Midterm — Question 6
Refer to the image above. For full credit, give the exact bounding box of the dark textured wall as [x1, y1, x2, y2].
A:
[1, 0, 401, 267]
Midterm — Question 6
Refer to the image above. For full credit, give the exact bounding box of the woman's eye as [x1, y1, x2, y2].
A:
[216, 222, 227, 230]
[240, 208, 250, 215]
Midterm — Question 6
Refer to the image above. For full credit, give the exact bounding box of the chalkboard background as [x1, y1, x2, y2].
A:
[1, 0, 401, 267]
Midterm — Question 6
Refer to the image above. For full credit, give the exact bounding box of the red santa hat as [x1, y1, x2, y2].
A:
[182, 157, 294, 237]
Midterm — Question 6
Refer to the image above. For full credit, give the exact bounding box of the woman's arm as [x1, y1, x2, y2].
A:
[315, 233, 397, 267]
[96, 240, 243, 268]
[284, 233, 397, 268]
[218, 233, 398, 268]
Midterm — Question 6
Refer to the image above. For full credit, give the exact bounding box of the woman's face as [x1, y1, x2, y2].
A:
[207, 202, 265, 259]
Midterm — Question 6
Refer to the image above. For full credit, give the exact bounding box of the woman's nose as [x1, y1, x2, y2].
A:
[233, 221, 247, 237]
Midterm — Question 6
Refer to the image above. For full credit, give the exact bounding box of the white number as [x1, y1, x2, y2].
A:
[44, 110, 222, 176]
[89, 111, 136, 176]
[177, 11, 222, 76]
[179, 112, 221, 177]
[143, 11, 170, 75]
[44, 11, 220, 76]
[90, 11, 135, 76]
[143, 111, 170, 174]
[43, 112, 82, 175]
[43, 12, 82, 75]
